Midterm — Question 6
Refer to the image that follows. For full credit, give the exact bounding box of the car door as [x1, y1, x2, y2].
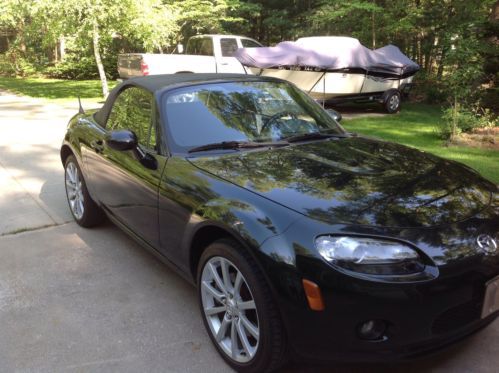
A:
[216, 37, 247, 73]
[86, 87, 167, 248]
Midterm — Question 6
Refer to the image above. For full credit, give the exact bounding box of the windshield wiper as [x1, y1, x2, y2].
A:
[188, 140, 287, 153]
[282, 132, 348, 143]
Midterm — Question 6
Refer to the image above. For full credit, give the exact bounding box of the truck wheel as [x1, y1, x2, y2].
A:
[384, 91, 401, 113]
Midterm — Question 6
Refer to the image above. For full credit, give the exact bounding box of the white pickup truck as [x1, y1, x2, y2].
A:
[118, 34, 262, 78]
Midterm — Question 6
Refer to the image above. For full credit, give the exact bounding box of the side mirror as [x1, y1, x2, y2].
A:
[106, 129, 138, 151]
[177, 43, 184, 54]
[326, 108, 342, 122]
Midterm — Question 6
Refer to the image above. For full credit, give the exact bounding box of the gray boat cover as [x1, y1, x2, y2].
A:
[235, 37, 419, 78]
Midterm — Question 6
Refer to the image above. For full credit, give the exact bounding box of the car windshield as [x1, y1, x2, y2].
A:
[162, 81, 344, 152]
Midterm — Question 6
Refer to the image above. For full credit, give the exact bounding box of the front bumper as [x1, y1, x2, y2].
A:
[279, 259, 499, 362]
[258, 209, 499, 362]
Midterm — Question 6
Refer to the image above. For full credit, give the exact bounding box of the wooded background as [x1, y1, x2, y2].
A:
[0, 0, 498, 112]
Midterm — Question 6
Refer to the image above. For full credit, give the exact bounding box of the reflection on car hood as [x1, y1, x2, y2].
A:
[188, 137, 495, 228]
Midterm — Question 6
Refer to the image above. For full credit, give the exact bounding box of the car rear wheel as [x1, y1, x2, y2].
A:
[197, 239, 287, 372]
[64, 155, 104, 227]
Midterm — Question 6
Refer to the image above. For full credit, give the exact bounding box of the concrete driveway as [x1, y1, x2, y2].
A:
[0, 90, 498, 372]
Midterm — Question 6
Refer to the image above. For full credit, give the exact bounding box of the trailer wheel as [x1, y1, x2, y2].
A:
[384, 91, 401, 113]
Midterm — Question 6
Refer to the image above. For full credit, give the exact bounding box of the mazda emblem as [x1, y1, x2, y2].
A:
[477, 234, 498, 254]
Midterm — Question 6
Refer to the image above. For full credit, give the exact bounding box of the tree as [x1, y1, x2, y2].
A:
[0, 1, 32, 53]
[33, 0, 178, 97]
[167, 0, 246, 43]
[56, 0, 177, 97]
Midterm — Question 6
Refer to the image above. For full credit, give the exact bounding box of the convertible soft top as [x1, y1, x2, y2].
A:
[94, 73, 278, 126]
[235, 36, 420, 78]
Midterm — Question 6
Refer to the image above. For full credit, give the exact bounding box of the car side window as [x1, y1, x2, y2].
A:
[241, 39, 262, 48]
[220, 38, 238, 57]
[187, 37, 214, 56]
[199, 38, 214, 56]
[107, 87, 156, 150]
[186, 38, 200, 55]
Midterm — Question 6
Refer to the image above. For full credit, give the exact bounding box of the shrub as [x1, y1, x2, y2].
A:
[0, 54, 16, 76]
[480, 88, 499, 113]
[439, 105, 497, 140]
[14, 57, 38, 76]
[0, 52, 39, 77]
[45, 55, 118, 80]
[425, 84, 448, 104]
[45, 56, 98, 80]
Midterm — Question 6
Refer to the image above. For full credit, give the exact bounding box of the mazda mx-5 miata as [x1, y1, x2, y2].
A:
[61, 74, 499, 372]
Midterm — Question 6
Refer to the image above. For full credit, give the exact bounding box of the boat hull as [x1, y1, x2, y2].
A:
[251, 67, 415, 101]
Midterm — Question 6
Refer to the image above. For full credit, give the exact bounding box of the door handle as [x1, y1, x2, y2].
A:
[90, 139, 104, 153]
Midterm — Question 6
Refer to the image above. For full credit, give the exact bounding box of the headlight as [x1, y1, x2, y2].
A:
[315, 236, 424, 275]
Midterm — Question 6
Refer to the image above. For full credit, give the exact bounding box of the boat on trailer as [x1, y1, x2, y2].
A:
[235, 36, 420, 113]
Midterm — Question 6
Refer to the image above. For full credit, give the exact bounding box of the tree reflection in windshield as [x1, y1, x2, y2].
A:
[163, 81, 343, 151]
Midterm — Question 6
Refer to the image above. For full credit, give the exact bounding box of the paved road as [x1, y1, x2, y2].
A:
[0, 90, 498, 372]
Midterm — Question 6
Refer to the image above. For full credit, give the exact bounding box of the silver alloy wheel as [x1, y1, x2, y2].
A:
[389, 94, 400, 111]
[201, 256, 260, 363]
[65, 161, 84, 220]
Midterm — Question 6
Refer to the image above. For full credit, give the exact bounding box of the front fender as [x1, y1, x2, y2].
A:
[181, 194, 302, 275]
[192, 198, 288, 248]
[158, 157, 302, 279]
[184, 198, 304, 318]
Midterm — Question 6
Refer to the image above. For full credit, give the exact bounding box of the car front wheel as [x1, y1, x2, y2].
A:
[197, 239, 287, 372]
[64, 155, 104, 227]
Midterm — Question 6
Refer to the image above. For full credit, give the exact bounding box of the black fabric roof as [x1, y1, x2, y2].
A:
[94, 73, 280, 126]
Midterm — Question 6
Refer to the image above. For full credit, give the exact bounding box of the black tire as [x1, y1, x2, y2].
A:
[64, 155, 105, 227]
[197, 239, 287, 373]
[384, 90, 401, 113]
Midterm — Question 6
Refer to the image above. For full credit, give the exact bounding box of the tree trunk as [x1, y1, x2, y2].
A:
[60, 36, 66, 61]
[417, 35, 422, 66]
[451, 96, 458, 140]
[436, 47, 446, 80]
[371, 1, 376, 49]
[92, 22, 109, 99]
[424, 34, 434, 73]
[18, 19, 26, 55]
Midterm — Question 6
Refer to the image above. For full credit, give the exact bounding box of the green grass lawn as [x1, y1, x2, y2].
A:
[341, 103, 499, 184]
[0, 76, 116, 104]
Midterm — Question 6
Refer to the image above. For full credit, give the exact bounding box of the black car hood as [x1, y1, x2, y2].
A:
[188, 137, 495, 228]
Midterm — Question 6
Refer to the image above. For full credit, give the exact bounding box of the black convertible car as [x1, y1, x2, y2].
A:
[61, 74, 499, 372]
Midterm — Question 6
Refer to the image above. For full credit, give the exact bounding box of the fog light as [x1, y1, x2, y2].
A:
[357, 320, 387, 340]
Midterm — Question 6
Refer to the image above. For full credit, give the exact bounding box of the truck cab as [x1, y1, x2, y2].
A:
[184, 35, 262, 73]
[118, 34, 263, 79]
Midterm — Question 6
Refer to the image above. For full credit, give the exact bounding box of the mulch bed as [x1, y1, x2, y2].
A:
[451, 127, 499, 150]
